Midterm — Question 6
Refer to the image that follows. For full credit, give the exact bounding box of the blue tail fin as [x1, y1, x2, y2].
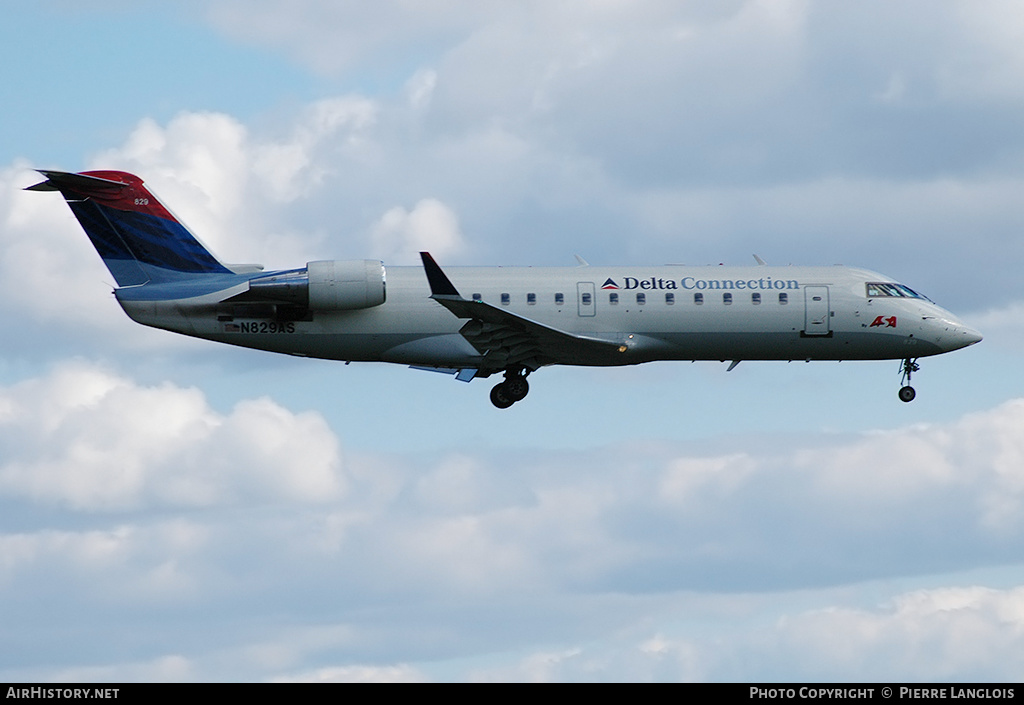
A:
[27, 170, 232, 286]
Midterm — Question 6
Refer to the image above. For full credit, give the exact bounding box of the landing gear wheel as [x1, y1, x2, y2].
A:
[504, 375, 529, 402]
[899, 358, 920, 403]
[490, 383, 514, 409]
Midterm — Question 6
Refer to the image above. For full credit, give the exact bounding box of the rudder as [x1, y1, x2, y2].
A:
[27, 170, 231, 286]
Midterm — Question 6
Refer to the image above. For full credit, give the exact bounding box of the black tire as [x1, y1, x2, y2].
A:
[490, 383, 514, 409]
[504, 376, 530, 402]
[899, 386, 916, 403]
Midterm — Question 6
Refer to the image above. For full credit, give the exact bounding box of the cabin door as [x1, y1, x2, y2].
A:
[803, 286, 831, 336]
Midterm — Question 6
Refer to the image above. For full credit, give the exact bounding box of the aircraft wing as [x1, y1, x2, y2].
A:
[420, 252, 626, 373]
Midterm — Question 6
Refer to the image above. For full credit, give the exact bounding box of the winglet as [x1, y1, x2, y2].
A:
[420, 252, 462, 298]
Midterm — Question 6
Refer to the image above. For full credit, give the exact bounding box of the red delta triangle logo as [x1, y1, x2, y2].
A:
[601, 278, 620, 290]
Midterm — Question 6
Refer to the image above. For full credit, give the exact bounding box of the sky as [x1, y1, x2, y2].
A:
[1, 0, 1023, 682]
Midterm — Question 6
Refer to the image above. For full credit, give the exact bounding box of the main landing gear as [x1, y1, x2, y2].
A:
[899, 358, 920, 403]
[489, 368, 530, 409]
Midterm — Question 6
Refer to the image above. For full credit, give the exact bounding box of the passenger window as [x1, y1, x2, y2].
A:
[582, 292, 592, 305]
[472, 293, 482, 301]
[637, 293, 646, 305]
[723, 293, 733, 305]
[665, 292, 675, 305]
[555, 293, 564, 305]
[501, 293, 510, 305]
[527, 293, 536, 305]
[752, 293, 761, 305]
[779, 293, 788, 305]
[609, 293, 619, 304]
[694, 293, 704, 305]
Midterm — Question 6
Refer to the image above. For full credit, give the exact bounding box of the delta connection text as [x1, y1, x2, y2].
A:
[607, 276, 801, 291]
[749, 687, 1016, 700]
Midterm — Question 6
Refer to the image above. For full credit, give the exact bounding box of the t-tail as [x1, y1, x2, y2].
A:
[26, 170, 233, 286]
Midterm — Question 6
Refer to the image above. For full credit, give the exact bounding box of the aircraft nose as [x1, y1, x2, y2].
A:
[923, 313, 982, 352]
[959, 325, 983, 347]
[942, 320, 983, 351]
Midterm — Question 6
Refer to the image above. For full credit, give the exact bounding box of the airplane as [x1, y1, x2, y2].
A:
[28, 169, 983, 408]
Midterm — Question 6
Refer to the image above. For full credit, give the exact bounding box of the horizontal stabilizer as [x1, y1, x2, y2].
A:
[25, 170, 129, 193]
[226, 263, 265, 274]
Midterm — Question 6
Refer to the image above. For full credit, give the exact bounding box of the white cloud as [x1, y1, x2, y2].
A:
[91, 100, 379, 263]
[0, 520, 209, 609]
[405, 69, 438, 112]
[2, 370, 1024, 678]
[795, 400, 1024, 534]
[658, 453, 756, 505]
[93, 113, 249, 216]
[939, 0, 1024, 102]
[251, 96, 378, 203]
[759, 584, 1024, 681]
[204, 0, 509, 76]
[1, 164, 131, 332]
[965, 301, 1024, 352]
[369, 198, 465, 264]
[0, 362, 345, 510]
[47, 654, 196, 684]
[466, 583, 1024, 681]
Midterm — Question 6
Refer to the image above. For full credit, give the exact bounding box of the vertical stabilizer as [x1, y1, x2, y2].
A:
[27, 170, 231, 286]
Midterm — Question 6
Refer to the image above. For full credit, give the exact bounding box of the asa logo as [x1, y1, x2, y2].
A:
[601, 278, 620, 290]
[870, 316, 897, 328]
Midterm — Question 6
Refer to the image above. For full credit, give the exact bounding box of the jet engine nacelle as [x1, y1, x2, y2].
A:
[242, 259, 386, 310]
[307, 259, 387, 310]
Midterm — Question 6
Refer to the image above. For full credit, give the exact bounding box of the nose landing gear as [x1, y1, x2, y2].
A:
[489, 368, 530, 409]
[899, 358, 920, 402]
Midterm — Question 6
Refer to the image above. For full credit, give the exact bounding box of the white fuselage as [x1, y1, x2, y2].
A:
[116, 263, 982, 372]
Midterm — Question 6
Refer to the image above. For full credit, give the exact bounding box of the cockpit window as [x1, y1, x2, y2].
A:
[865, 282, 931, 301]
